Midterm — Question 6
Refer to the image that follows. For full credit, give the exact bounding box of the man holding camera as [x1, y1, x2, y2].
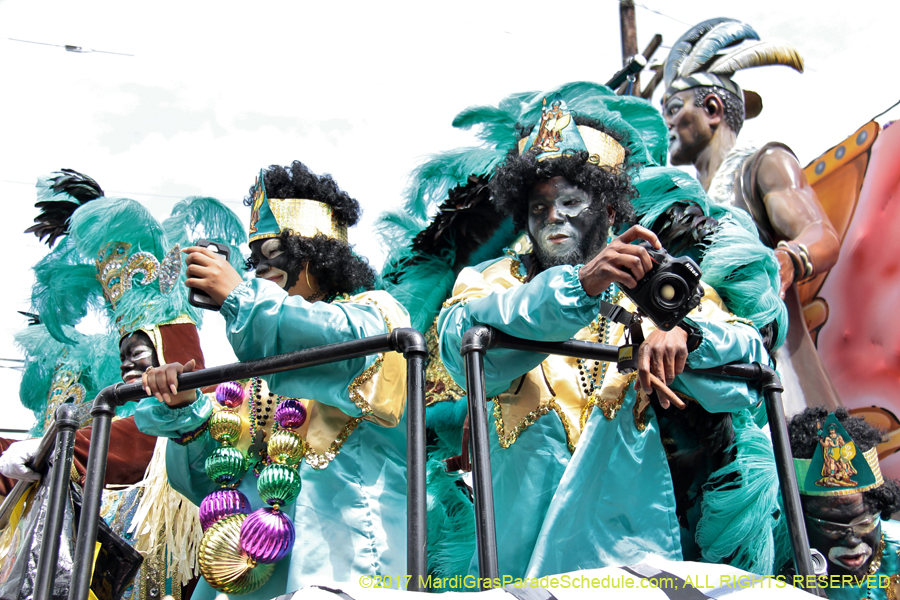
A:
[438, 92, 775, 578]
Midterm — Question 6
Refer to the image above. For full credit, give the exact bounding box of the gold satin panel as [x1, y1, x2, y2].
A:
[447, 259, 738, 451]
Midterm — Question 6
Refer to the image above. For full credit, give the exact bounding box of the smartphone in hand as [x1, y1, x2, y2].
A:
[187, 239, 231, 311]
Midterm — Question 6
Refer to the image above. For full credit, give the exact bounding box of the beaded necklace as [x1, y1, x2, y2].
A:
[576, 285, 620, 396]
[247, 377, 289, 476]
[196, 381, 308, 595]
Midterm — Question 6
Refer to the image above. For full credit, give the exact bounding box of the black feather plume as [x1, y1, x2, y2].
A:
[651, 202, 719, 262]
[412, 175, 505, 270]
[25, 169, 104, 247]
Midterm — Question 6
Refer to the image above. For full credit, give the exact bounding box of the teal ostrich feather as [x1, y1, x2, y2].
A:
[68, 196, 202, 335]
[162, 195, 247, 272]
[31, 237, 104, 344]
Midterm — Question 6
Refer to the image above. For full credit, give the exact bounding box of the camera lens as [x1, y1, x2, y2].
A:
[650, 273, 688, 311]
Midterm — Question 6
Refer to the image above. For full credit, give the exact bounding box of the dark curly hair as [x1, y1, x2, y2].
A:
[242, 161, 375, 297]
[788, 406, 900, 518]
[490, 153, 635, 228]
[490, 114, 636, 233]
[243, 160, 362, 226]
[245, 230, 376, 297]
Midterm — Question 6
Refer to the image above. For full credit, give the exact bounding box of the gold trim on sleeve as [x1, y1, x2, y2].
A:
[441, 296, 469, 309]
[344, 295, 395, 415]
[508, 254, 527, 284]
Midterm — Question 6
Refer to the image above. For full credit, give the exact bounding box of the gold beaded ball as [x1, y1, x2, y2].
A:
[209, 410, 243, 445]
[266, 430, 304, 465]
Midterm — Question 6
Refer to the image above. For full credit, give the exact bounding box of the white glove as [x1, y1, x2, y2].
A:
[0, 437, 43, 482]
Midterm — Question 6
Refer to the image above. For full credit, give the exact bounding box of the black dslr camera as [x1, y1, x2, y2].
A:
[621, 242, 704, 331]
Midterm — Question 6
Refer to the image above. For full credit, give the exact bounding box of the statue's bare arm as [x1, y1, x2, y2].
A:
[756, 146, 841, 295]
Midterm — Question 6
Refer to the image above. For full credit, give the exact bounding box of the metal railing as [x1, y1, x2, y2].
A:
[459, 325, 819, 593]
[12, 327, 427, 600]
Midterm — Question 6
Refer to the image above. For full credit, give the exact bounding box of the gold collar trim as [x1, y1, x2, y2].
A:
[493, 397, 578, 453]
[302, 417, 363, 470]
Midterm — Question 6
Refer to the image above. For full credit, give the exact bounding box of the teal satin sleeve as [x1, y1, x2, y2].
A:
[675, 318, 769, 413]
[133, 394, 217, 505]
[133, 394, 212, 437]
[438, 264, 602, 396]
[221, 279, 385, 414]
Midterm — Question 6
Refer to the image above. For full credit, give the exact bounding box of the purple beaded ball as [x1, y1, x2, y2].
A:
[239, 507, 295, 563]
[199, 489, 251, 531]
[215, 381, 245, 408]
[274, 399, 307, 429]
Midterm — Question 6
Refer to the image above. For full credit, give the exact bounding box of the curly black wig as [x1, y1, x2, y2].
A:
[788, 406, 900, 518]
[242, 161, 375, 297]
[243, 160, 362, 226]
[246, 230, 376, 297]
[490, 114, 637, 233]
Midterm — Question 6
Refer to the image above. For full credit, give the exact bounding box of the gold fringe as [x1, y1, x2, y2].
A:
[127, 437, 203, 587]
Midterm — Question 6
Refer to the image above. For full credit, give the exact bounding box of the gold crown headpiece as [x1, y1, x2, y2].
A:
[517, 95, 626, 168]
[247, 170, 348, 244]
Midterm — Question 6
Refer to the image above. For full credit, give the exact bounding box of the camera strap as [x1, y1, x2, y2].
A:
[598, 300, 635, 327]
[616, 312, 643, 374]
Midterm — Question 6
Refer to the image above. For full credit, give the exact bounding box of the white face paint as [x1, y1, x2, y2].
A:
[527, 178, 595, 260]
[828, 542, 873, 571]
[120, 332, 158, 383]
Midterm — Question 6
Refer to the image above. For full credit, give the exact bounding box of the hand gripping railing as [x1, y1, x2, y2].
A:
[460, 325, 819, 593]
[31, 328, 427, 600]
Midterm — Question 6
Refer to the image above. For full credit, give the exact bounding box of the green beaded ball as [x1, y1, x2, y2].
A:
[257, 463, 301, 506]
[205, 446, 248, 485]
[209, 410, 243, 445]
[266, 430, 304, 466]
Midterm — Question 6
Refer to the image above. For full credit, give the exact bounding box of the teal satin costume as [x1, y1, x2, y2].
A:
[525, 287, 770, 576]
[438, 258, 607, 578]
[135, 279, 410, 599]
[438, 255, 770, 578]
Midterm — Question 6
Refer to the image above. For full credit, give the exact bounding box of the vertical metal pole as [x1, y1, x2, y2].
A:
[619, 0, 640, 95]
[398, 330, 428, 591]
[759, 365, 822, 594]
[460, 326, 499, 587]
[34, 404, 79, 600]
[68, 391, 116, 600]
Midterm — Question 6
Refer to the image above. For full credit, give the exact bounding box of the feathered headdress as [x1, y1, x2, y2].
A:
[28, 170, 246, 347]
[16, 323, 123, 435]
[380, 82, 786, 347]
[662, 17, 804, 119]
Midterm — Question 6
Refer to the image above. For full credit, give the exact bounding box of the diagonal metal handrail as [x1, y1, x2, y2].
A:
[58, 327, 426, 600]
[459, 325, 818, 592]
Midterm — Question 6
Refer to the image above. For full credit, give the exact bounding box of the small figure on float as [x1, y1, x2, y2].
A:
[788, 407, 900, 599]
[661, 18, 842, 415]
[0, 168, 245, 598]
[138, 161, 411, 598]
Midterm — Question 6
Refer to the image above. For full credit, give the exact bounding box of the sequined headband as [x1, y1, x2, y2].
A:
[248, 198, 348, 244]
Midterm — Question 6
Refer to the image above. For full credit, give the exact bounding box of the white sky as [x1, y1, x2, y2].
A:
[0, 0, 898, 434]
